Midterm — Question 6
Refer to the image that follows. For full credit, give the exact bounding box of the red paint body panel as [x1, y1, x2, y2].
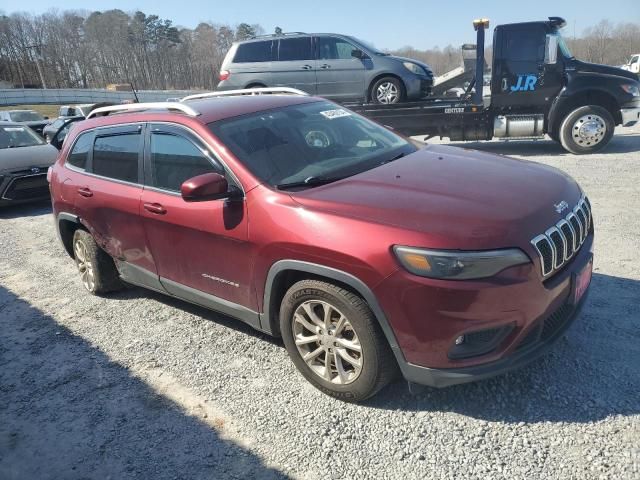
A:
[49, 97, 593, 380]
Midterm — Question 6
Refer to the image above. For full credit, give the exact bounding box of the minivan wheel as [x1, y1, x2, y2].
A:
[280, 280, 397, 402]
[559, 105, 614, 154]
[371, 77, 404, 104]
[72, 230, 123, 295]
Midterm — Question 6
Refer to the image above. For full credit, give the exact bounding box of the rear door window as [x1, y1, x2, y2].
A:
[278, 37, 313, 61]
[234, 41, 273, 63]
[148, 131, 218, 192]
[91, 131, 141, 183]
[66, 132, 93, 170]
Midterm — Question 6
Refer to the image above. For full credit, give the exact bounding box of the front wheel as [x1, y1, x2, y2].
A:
[371, 77, 404, 104]
[280, 280, 397, 402]
[559, 105, 614, 154]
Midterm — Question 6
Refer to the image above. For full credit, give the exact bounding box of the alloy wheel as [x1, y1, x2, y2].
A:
[572, 114, 606, 147]
[292, 300, 363, 385]
[376, 82, 399, 104]
[74, 238, 95, 291]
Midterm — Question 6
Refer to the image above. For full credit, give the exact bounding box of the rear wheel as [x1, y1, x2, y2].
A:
[280, 280, 397, 402]
[371, 77, 404, 104]
[72, 230, 123, 295]
[559, 105, 614, 154]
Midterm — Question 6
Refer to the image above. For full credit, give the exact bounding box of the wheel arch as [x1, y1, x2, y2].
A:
[548, 89, 621, 136]
[56, 212, 85, 258]
[367, 73, 406, 102]
[260, 260, 404, 363]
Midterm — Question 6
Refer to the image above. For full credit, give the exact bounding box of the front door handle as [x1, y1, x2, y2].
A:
[320, 64, 330, 69]
[143, 202, 167, 215]
[301, 64, 313, 70]
[77, 187, 93, 198]
[501, 78, 508, 92]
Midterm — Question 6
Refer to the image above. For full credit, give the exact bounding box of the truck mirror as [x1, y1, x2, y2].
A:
[544, 35, 558, 64]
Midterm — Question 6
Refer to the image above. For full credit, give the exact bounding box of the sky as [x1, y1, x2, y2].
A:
[4, 0, 640, 50]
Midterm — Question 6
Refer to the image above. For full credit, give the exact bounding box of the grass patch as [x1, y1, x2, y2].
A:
[0, 104, 60, 119]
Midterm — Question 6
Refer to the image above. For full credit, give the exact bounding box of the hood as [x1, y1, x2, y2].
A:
[387, 55, 433, 77]
[0, 144, 58, 173]
[289, 145, 582, 250]
[569, 58, 639, 81]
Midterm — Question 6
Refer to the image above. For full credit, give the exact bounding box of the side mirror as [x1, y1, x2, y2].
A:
[181, 172, 232, 202]
[351, 49, 364, 59]
[544, 35, 558, 64]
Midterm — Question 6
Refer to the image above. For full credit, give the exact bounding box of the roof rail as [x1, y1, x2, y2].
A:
[181, 87, 309, 102]
[86, 102, 199, 119]
[250, 31, 307, 39]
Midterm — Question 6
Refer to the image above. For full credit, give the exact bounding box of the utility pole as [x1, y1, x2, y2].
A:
[25, 44, 47, 89]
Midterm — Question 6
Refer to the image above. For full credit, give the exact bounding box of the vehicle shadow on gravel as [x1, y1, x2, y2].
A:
[368, 272, 640, 424]
[441, 131, 640, 157]
[0, 200, 51, 219]
[0, 285, 289, 480]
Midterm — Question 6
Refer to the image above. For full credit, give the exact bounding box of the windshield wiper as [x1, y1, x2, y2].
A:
[380, 152, 406, 165]
[276, 175, 348, 190]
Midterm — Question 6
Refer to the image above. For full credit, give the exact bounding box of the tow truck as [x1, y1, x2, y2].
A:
[346, 17, 640, 154]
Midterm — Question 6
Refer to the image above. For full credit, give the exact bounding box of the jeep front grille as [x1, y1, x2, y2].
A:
[531, 195, 592, 277]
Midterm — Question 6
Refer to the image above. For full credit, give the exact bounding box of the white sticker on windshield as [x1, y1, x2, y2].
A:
[4, 127, 25, 132]
[319, 109, 351, 120]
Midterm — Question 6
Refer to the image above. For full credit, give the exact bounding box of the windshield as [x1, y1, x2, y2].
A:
[208, 101, 416, 188]
[8, 111, 45, 122]
[555, 33, 573, 58]
[0, 125, 45, 149]
[346, 36, 388, 56]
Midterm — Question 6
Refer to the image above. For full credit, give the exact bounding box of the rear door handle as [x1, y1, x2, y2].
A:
[301, 64, 313, 70]
[77, 187, 93, 198]
[143, 202, 167, 215]
[320, 64, 330, 69]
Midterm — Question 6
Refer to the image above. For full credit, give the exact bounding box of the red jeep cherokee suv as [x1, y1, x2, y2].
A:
[49, 90, 593, 401]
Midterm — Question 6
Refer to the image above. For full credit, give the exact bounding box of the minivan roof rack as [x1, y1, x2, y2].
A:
[250, 31, 307, 39]
[86, 102, 199, 119]
[181, 87, 309, 102]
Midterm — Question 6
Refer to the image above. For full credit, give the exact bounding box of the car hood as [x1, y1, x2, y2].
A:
[387, 55, 433, 77]
[289, 145, 583, 249]
[0, 144, 58, 173]
[569, 58, 639, 81]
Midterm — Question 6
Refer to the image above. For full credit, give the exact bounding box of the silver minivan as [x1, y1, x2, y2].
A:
[217, 33, 434, 104]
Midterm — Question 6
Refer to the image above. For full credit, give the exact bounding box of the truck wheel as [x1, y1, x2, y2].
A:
[279, 280, 397, 402]
[559, 105, 614, 154]
[371, 77, 405, 104]
[72, 230, 123, 295]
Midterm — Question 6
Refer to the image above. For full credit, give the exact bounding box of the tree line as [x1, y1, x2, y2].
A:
[1, 10, 638, 91]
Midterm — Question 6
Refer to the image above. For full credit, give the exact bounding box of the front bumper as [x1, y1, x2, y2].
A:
[0, 169, 50, 206]
[621, 107, 640, 127]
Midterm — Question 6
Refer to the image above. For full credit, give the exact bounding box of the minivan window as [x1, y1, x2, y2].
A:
[278, 37, 313, 61]
[208, 101, 416, 188]
[67, 132, 92, 170]
[149, 133, 217, 192]
[234, 41, 273, 63]
[92, 133, 140, 183]
[318, 37, 356, 60]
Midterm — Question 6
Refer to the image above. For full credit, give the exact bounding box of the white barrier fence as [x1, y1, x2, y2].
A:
[0, 88, 203, 106]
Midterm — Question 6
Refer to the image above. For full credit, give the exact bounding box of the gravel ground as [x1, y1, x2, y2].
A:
[1, 126, 639, 479]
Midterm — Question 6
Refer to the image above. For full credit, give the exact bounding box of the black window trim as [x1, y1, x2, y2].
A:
[143, 122, 245, 198]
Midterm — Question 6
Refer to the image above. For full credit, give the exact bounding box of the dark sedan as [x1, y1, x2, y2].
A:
[0, 109, 50, 137]
[0, 123, 58, 206]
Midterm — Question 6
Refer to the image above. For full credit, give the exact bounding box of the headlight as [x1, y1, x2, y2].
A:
[393, 246, 530, 280]
[621, 84, 640, 96]
[403, 62, 427, 76]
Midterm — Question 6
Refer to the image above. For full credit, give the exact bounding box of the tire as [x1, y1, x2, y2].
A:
[558, 105, 614, 155]
[370, 77, 405, 104]
[72, 229, 123, 295]
[245, 83, 266, 89]
[280, 279, 397, 402]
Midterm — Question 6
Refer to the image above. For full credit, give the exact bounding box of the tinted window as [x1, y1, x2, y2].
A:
[318, 37, 356, 60]
[150, 133, 217, 191]
[0, 125, 44, 149]
[67, 132, 92, 169]
[234, 41, 273, 63]
[503, 28, 545, 62]
[92, 133, 140, 183]
[278, 37, 313, 61]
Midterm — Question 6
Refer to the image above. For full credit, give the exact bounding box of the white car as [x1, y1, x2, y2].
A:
[620, 54, 639, 74]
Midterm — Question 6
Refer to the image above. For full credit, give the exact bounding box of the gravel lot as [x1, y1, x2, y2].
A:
[1, 126, 639, 479]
